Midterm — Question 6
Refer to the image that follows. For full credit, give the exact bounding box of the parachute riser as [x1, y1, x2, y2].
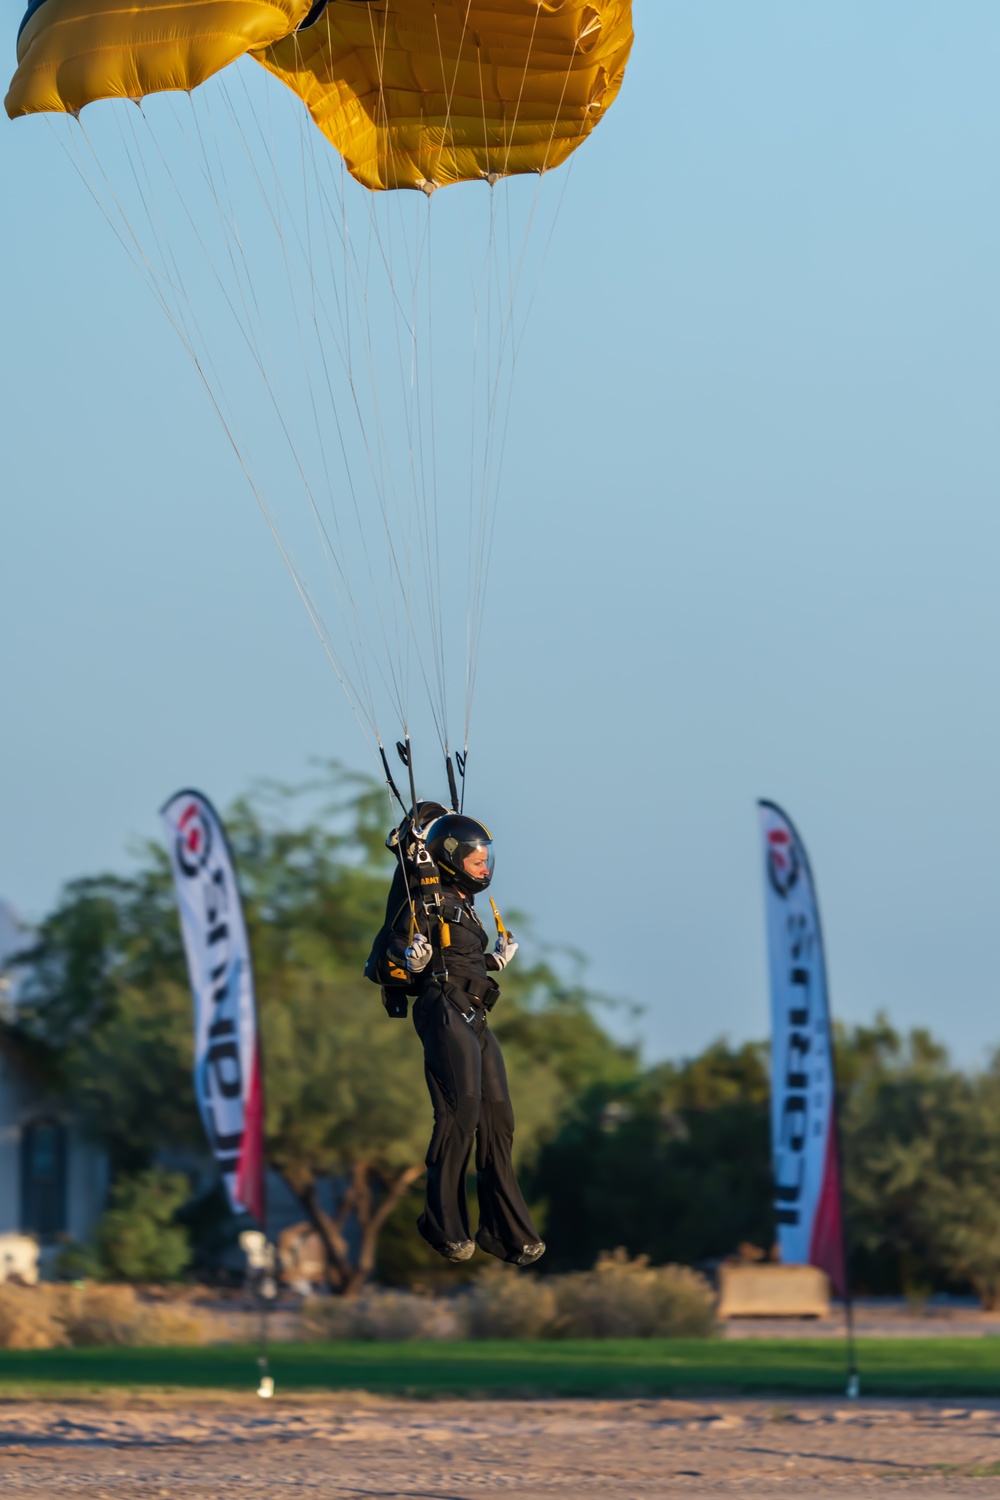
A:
[396, 737, 419, 821]
[379, 743, 407, 814]
[446, 754, 460, 812]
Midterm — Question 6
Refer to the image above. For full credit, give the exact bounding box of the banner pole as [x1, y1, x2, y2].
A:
[257, 1293, 273, 1400]
[240, 1229, 276, 1397]
[845, 1293, 859, 1398]
[828, 1027, 859, 1399]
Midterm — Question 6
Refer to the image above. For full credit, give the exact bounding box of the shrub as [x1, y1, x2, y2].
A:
[303, 1252, 714, 1342]
[0, 1285, 70, 1350]
[551, 1249, 716, 1338]
[0, 1283, 206, 1349]
[301, 1289, 463, 1341]
[463, 1267, 559, 1339]
[56, 1284, 205, 1346]
[53, 1239, 102, 1281]
[94, 1171, 192, 1282]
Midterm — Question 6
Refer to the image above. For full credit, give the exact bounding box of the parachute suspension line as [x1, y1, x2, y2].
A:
[225, 73, 410, 731]
[385, 784, 418, 937]
[183, 94, 289, 418]
[499, 0, 543, 182]
[373, 155, 441, 750]
[230, 61, 401, 732]
[474, 155, 579, 668]
[114, 110, 215, 391]
[308, 8, 447, 749]
[430, 0, 476, 187]
[54, 112, 383, 758]
[72, 112, 250, 458]
[359, 0, 452, 756]
[194, 79, 383, 731]
[159, 95, 318, 484]
[369, 0, 397, 192]
[455, 3, 546, 748]
[387, 195, 432, 740]
[290, 114, 388, 730]
[467, 177, 577, 729]
[423, 201, 449, 747]
[464, 35, 584, 730]
[404, 205, 435, 741]
[425, 0, 489, 768]
[362, 0, 420, 713]
[64, 108, 395, 757]
[288, 89, 387, 729]
[359, 207, 450, 756]
[177, 85, 404, 740]
[458, 43, 500, 751]
[465, 182, 503, 739]
[229, 57, 429, 749]
[463, 184, 513, 744]
[231, 57, 448, 754]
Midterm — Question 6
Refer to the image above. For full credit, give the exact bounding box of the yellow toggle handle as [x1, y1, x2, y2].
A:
[489, 897, 507, 940]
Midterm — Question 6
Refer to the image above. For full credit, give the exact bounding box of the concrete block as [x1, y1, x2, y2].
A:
[718, 1263, 830, 1319]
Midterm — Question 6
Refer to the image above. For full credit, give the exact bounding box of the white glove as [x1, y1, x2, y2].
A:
[405, 933, 432, 974]
[492, 932, 518, 971]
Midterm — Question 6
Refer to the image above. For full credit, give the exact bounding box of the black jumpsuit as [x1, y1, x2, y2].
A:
[393, 890, 541, 1260]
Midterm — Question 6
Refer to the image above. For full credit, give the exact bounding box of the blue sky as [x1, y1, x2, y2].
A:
[2, 2, 999, 1067]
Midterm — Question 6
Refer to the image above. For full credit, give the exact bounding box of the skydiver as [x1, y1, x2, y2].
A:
[380, 813, 545, 1266]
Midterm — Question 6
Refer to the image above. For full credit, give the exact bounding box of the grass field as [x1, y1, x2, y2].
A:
[1, 1339, 999, 1399]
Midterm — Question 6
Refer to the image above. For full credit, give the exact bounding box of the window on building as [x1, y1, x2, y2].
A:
[21, 1118, 67, 1241]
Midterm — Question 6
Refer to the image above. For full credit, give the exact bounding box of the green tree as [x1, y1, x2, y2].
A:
[94, 1170, 192, 1282]
[919, 1062, 1000, 1308]
[527, 1039, 773, 1271]
[838, 1016, 1000, 1304]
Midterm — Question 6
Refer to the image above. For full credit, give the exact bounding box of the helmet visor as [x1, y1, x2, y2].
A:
[456, 839, 494, 886]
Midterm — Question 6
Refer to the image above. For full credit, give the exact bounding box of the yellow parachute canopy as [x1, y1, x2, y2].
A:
[6, 0, 633, 191]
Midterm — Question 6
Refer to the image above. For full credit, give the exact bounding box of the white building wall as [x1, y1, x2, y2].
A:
[0, 900, 109, 1245]
[65, 1128, 109, 1243]
[0, 1047, 30, 1234]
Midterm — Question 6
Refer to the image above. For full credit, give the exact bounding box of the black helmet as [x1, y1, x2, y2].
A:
[425, 814, 494, 896]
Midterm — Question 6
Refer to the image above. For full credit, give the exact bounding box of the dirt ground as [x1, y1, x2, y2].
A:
[2, 1395, 1000, 1497]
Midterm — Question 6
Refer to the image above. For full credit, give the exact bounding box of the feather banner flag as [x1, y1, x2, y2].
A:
[161, 790, 265, 1225]
[758, 800, 846, 1296]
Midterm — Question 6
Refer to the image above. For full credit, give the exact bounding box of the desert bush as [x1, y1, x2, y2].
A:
[0, 1284, 70, 1350]
[0, 1283, 206, 1349]
[56, 1283, 205, 1346]
[550, 1249, 716, 1338]
[301, 1289, 463, 1341]
[462, 1267, 559, 1339]
[303, 1252, 715, 1341]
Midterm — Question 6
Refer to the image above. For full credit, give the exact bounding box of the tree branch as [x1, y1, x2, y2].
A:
[355, 1163, 425, 1283]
